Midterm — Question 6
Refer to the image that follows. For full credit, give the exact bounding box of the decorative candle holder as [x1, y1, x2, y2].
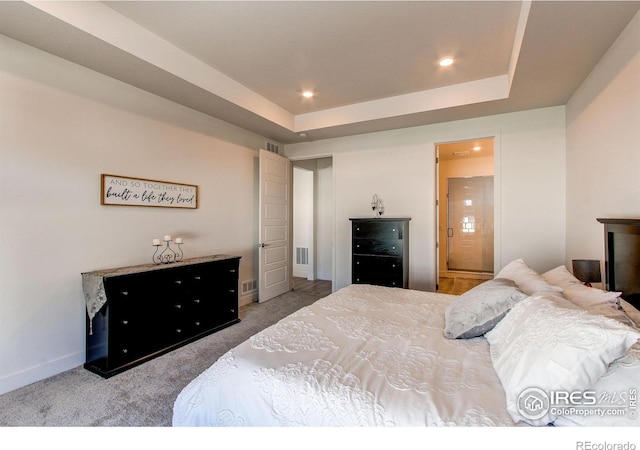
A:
[371, 194, 385, 218]
[152, 235, 184, 264]
[174, 242, 184, 263]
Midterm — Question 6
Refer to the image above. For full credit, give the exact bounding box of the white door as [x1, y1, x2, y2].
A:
[259, 149, 291, 302]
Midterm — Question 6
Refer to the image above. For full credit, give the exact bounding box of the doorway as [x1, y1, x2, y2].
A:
[436, 138, 495, 294]
[292, 158, 334, 288]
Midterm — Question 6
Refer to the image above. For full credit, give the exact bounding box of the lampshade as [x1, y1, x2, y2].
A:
[572, 259, 602, 284]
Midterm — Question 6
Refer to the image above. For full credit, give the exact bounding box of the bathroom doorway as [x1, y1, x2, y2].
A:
[436, 138, 494, 294]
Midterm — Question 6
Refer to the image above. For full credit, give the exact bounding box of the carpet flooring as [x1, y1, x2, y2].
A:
[0, 280, 330, 427]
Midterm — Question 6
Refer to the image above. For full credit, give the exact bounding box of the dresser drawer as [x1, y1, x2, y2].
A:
[352, 220, 405, 239]
[353, 238, 403, 256]
[353, 255, 403, 274]
[108, 329, 148, 368]
[104, 271, 160, 313]
[352, 271, 404, 288]
[353, 255, 404, 288]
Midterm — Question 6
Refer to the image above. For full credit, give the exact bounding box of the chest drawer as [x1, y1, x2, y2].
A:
[352, 220, 405, 239]
[353, 238, 403, 256]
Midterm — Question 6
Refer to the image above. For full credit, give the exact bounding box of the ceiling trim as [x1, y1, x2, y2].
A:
[27, 0, 531, 136]
[28, 0, 295, 130]
[508, 0, 531, 91]
[295, 75, 510, 132]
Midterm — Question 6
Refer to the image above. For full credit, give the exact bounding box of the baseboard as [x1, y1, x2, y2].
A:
[0, 351, 84, 396]
[293, 269, 310, 278]
[239, 292, 257, 307]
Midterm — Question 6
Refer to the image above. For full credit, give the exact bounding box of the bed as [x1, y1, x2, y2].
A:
[172, 259, 640, 427]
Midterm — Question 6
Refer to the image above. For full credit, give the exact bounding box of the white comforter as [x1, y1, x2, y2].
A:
[172, 284, 516, 426]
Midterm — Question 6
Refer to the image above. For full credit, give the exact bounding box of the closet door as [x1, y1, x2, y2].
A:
[447, 176, 494, 272]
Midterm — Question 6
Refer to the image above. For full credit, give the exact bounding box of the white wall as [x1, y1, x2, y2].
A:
[0, 35, 266, 394]
[286, 107, 566, 291]
[566, 11, 640, 267]
[293, 166, 314, 278]
[316, 158, 333, 281]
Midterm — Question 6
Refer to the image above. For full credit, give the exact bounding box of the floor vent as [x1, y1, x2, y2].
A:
[265, 141, 280, 154]
[242, 279, 257, 294]
[296, 247, 309, 265]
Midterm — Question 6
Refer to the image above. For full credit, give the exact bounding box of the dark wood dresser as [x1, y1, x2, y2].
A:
[597, 218, 640, 308]
[82, 255, 240, 378]
[350, 218, 410, 288]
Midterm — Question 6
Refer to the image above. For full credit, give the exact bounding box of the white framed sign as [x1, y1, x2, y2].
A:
[101, 174, 198, 209]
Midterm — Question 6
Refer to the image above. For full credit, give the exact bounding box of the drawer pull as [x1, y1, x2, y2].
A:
[392, 228, 396, 232]
[392, 246, 396, 250]
[230, 269, 237, 273]
[193, 299, 200, 304]
[230, 309, 236, 313]
[194, 276, 201, 280]
[121, 291, 129, 296]
[195, 321, 200, 326]
[174, 280, 182, 285]
[229, 289, 236, 293]
[175, 304, 182, 309]
[122, 349, 128, 354]
[121, 320, 129, 325]
[176, 328, 182, 333]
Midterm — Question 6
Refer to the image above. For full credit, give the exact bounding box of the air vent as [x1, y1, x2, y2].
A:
[453, 151, 470, 157]
[265, 141, 280, 154]
[296, 247, 309, 265]
[242, 279, 257, 294]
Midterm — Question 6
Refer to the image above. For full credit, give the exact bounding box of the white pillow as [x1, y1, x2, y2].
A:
[553, 346, 640, 426]
[495, 259, 563, 296]
[542, 265, 622, 310]
[485, 292, 640, 426]
[562, 284, 621, 309]
[621, 299, 640, 329]
[586, 303, 637, 328]
[540, 265, 581, 287]
[443, 278, 528, 339]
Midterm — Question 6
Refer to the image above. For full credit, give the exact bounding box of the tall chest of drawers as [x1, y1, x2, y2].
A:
[350, 218, 410, 288]
[82, 255, 240, 378]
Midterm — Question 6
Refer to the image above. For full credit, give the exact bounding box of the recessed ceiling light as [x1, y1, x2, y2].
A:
[439, 57, 454, 67]
[302, 90, 314, 98]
